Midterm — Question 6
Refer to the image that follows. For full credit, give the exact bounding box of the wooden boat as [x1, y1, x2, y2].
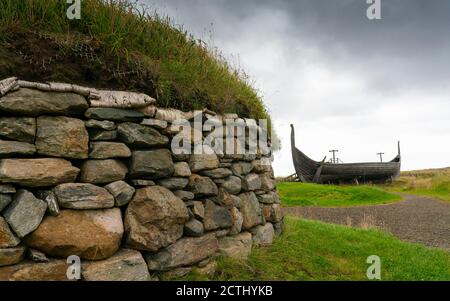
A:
[290, 124, 401, 184]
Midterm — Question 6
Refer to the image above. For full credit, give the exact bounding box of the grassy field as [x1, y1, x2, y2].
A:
[0, 0, 271, 125]
[173, 217, 450, 281]
[385, 168, 450, 203]
[278, 182, 401, 207]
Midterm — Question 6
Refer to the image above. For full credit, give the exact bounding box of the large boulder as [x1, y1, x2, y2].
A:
[158, 178, 189, 190]
[24, 209, 123, 260]
[0, 117, 36, 143]
[79, 159, 128, 184]
[117, 122, 169, 147]
[0, 158, 79, 187]
[0, 88, 88, 116]
[0, 217, 20, 248]
[104, 181, 135, 207]
[201, 168, 232, 179]
[0, 259, 70, 281]
[203, 200, 233, 231]
[250, 223, 275, 247]
[0, 246, 26, 267]
[0, 140, 35, 158]
[129, 149, 174, 179]
[85, 108, 144, 122]
[239, 192, 264, 230]
[218, 232, 252, 259]
[145, 234, 219, 271]
[188, 175, 218, 197]
[36, 116, 88, 159]
[221, 176, 242, 195]
[89, 142, 131, 159]
[53, 183, 114, 210]
[3, 189, 47, 238]
[124, 186, 189, 252]
[241, 173, 261, 191]
[189, 151, 219, 172]
[82, 249, 150, 281]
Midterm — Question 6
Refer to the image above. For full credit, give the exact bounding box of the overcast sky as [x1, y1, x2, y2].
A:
[145, 0, 450, 176]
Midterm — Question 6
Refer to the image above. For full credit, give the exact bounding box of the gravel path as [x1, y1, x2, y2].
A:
[283, 195, 450, 250]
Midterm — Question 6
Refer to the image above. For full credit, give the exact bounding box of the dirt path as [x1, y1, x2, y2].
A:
[283, 195, 450, 250]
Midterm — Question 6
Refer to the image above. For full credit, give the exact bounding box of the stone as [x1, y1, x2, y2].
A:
[0, 217, 20, 248]
[201, 168, 232, 179]
[229, 207, 243, 235]
[145, 234, 219, 271]
[124, 186, 189, 252]
[173, 190, 194, 201]
[213, 179, 225, 184]
[117, 122, 169, 147]
[104, 181, 135, 207]
[89, 142, 131, 159]
[88, 129, 118, 141]
[239, 192, 264, 230]
[141, 118, 168, 129]
[242, 173, 262, 191]
[252, 159, 273, 173]
[0, 246, 26, 267]
[262, 204, 283, 223]
[131, 179, 156, 187]
[0, 259, 70, 281]
[82, 249, 150, 281]
[173, 162, 191, 177]
[221, 176, 242, 195]
[203, 200, 233, 231]
[27, 248, 49, 263]
[85, 108, 144, 122]
[219, 162, 232, 168]
[0, 88, 88, 116]
[0, 158, 79, 187]
[35, 190, 60, 216]
[196, 260, 217, 277]
[0, 184, 16, 194]
[3, 189, 47, 238]
[36, 116, 89, 159]
[0, 194, 12, 212]
[257, 191, 280, 204]
[85, 119, 116, 130]
[191, 201, 205, 220]
[218, 232, 252, 259]
[260, 173, 276, 191]
[251, 223, 274, 247]
[273, 221, 284, 236]
[188, 175, 218, 197]
[129, 149, 174, 179]
[173, 153, 189, 162]
[54, 183, 115, 210]
[0, 140, 35, 158]
[163, 267, 192, 279]
[231, 162, 254, 177]
[24, 208, 123, 260]
[80, 159, 128, 184]
[0, 117, 36, 143]
[158, 178, 189, 190]
[184, 219, 204, 237]
[189, 151, 219, 172]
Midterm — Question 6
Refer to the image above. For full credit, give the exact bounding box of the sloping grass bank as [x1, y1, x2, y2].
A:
[0, 0, 270, 122]
[278, 182, 401, 207]
[385, 168, 450, 203]
[181, 217, 450, 281]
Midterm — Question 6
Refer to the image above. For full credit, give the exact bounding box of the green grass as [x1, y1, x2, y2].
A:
[0, 0, 271, 125]
[176, 217, 450, 281]
[385, 168, 450, 203]
[277, 182, 401, 207]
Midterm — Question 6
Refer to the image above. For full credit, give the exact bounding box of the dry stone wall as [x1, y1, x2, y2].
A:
[0, 77, 283, 281]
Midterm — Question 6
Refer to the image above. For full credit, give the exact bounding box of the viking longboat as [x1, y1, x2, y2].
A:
[290, 124, 401, 184]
